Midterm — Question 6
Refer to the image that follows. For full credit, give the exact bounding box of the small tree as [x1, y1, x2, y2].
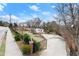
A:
[23, 34, 31, 44]
[0, 21, 4, 26]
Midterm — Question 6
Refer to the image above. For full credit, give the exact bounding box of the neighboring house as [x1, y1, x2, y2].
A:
[31, 28, 44, 34]
[19, 23, 28, 27]
[18, 22, 29, 30]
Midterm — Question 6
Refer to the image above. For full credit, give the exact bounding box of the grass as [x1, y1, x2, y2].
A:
[26, 32, 43, 42]
[0, 39, 6, 56]
[14, 30, 44, 56]
[17, 30, 43, 42]
[0, 31, 7, 56]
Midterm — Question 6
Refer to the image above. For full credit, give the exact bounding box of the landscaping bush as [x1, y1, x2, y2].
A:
[21, 44, 31, 55]
[15, 33, 22, 41]
[23, 34, 31, 44]
[33, 40, 40, 53]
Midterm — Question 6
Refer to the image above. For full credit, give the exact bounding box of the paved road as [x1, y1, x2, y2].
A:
[0, 29, 7, 47]
[40, 34, 67, 56]
[5, 27, 22, 56]
[0, 26, 22, 56]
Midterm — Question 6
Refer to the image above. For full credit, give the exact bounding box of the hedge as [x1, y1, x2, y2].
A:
[23, 34, 31, 44]
[21, 44, 31, 55]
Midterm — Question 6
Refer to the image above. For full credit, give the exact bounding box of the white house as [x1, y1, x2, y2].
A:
[31, 28, 44, 34]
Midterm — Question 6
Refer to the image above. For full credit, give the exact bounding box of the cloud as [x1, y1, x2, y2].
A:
[29, 5, 40, 11]
[0, 14, 33, 23]
[0, 15, 21, 23]
[42, 11, 51, 16]
[51, 5, 56, 8]
[0, 3, 7, 11]
[41, 11, 57, 22]
[11, 15, 20, 20]
[1, 15, 9, 19]
[0, 15, 10, 22]
[31, 14, 38, 18]
[1, 15, 19, 20]
[1, 3, 7, 6]
[52, 14, 57, 17]
[0, 4, 5, 11]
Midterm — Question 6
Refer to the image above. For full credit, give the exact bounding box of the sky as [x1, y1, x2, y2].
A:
[0, 3, 58, 23]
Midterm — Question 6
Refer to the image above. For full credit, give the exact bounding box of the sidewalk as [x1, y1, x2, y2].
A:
[5, 27, 22, 56]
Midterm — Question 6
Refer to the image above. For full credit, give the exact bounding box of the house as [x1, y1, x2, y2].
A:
[31, 28, 44, 34]
[19, 23, 28, 27]
[18, 22, 30, 31]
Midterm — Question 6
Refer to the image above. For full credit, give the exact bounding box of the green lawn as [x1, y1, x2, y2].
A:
[0, 32, 7, 56]
[0, 39, 6, 56]
[17, 30, 43, 42]
[26, 31, 43, 42]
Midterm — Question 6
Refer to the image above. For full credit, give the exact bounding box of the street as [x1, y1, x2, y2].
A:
[0, 27, 7, 47]
[0, 26, 22, 56]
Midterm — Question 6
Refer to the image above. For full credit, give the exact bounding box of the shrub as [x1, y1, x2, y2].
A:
[33, 40, 40, 53]
[15, 33, 22, 41]
[23, 34, 31, 44]
[21, 44, 31, 55]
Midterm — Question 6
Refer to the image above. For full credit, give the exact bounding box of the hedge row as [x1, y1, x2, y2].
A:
[14, 32, 41, 55]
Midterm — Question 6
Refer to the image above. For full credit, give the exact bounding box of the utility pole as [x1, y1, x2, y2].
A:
[9, 14, 11, 24]
[9, 14, 12, 27]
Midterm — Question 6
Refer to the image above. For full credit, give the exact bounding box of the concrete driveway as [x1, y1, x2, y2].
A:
[40, 34, 67, 56]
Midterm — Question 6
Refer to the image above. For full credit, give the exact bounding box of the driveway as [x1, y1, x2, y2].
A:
[40, 34, 67, 56]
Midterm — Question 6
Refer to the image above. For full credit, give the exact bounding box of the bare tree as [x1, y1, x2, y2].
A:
[55, 3, 79, 56]
[42, 21, 59, 34]
[55, 3, 79, 37]
[26, 17, 42, 28]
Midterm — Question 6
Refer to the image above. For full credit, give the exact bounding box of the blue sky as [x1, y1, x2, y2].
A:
[0, 3, 57, 23]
